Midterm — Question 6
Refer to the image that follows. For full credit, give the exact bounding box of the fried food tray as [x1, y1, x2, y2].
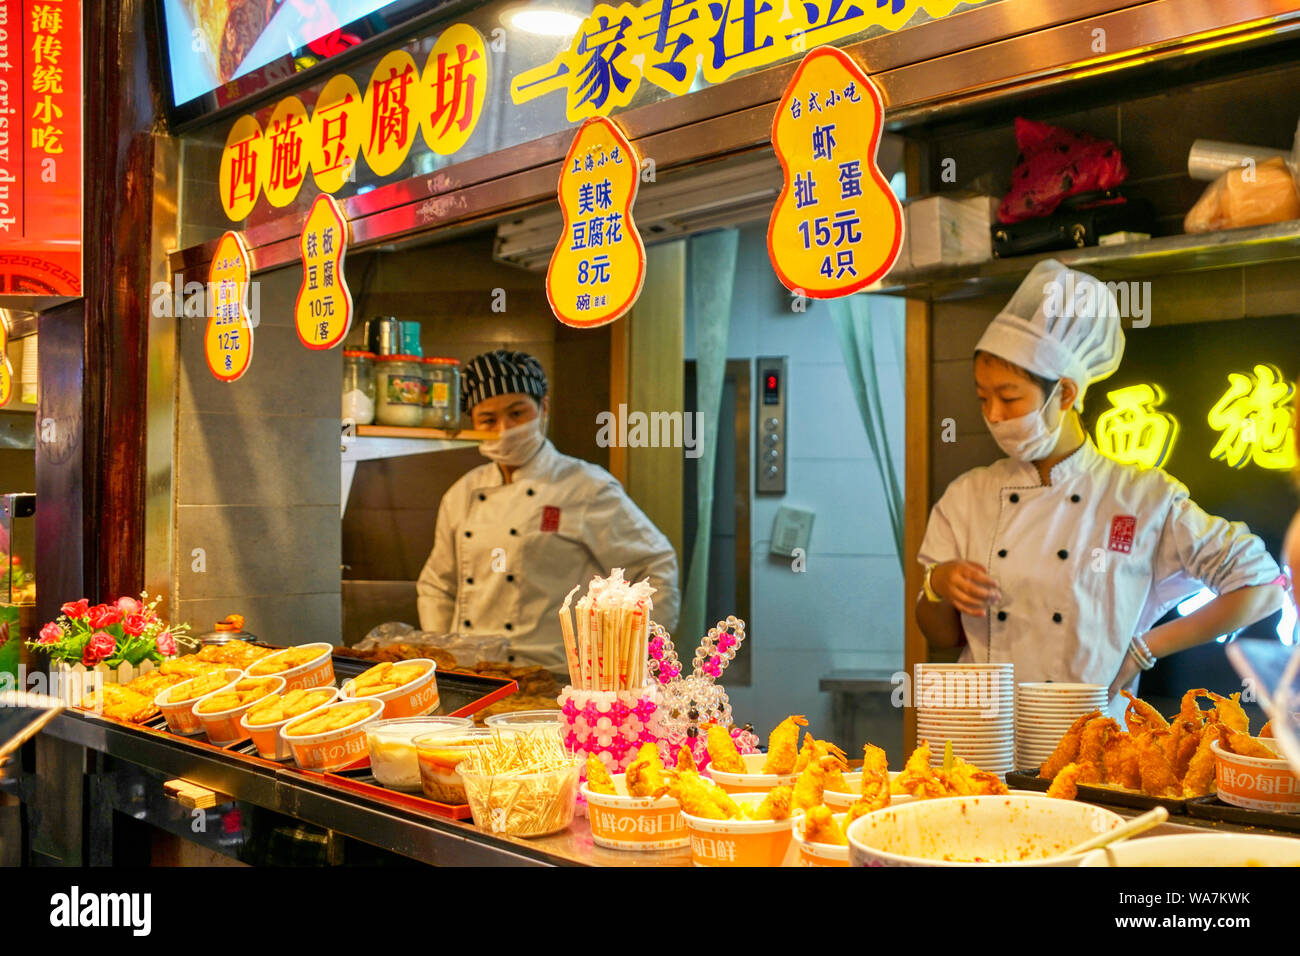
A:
[1184, 796, 1300, 833]
[1006, 769, 1190, 814]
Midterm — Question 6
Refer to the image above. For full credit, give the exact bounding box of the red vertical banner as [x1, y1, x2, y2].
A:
[0, 0, 82, 295]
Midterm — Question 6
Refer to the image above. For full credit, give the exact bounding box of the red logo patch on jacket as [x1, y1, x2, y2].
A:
[540, 506, 561, 532]
[1108, 515, 1136, 553]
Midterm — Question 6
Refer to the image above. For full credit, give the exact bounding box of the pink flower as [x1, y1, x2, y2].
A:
[82, 631, 116, 666]
[87, 604, 121, 629]
[115, 596, 143, 616]
[61, 599, 90, 619]
[155, 630, 177, 657]
[37, 622, 63, 645]
[121, 612, 149, 637]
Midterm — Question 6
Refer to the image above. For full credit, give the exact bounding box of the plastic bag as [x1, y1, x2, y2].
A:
[998, 117, 1128, 224]
[1184, 156, 1300, 233]
[356, 623, 511, 667]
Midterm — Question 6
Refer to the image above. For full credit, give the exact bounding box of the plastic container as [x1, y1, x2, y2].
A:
[707, 751, 799, 795]
[246, 642, 336, 690]
[581, 774, 688, 850]
[681, 792, 796, 867]
[342, 350, 376, 425]
[155, 668, 243, 736]
[365, 715, 473, 791]
[413, 727, 504, 804]
[461, 760, 581, 838]
[1211, 738, 1300, 812]
[193, 676, 285, 746]
[421, 357, 459, 428]
[846, 795, 1124, 867]
[281, 697, 385, 771]
[374, 354, 426, 427]
[241, 686, 340, 760]
[1080, 833, 1300, 867]
[340, 659, 439, 718]
[791, 810, 851, 867]
[484, 709, 562, 731]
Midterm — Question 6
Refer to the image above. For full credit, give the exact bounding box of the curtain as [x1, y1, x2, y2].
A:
[679, 228, 740, 644]
[828, 293, 907, 570]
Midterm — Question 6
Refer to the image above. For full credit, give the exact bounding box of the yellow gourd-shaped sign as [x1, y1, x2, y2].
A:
[206, 232, 256, 382]
[546, 117, 646, 328]
[767, 46, 903, 298]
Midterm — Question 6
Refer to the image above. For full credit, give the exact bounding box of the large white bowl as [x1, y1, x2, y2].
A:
[1080, 833, 1300, 867]
[846, 795, 1123, 867]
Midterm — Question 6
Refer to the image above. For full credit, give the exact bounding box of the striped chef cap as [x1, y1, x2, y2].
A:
[975, 258, 1125, 410]
[461, 349, 548, 411]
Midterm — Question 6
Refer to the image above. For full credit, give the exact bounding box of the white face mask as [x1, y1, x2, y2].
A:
[984, 382, 1065, 462]
[478, 415, 547, 468]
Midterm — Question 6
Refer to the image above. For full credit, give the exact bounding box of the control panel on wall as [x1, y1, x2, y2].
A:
[756, 356, 787, 494]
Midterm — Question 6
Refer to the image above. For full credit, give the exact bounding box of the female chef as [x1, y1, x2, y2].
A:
[417, 350, 680, 674]
[916, 259, 1286, 699]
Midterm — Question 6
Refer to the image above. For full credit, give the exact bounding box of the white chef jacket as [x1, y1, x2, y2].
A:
[417, 439, 680, 673]
[918, 438, 1281, 686]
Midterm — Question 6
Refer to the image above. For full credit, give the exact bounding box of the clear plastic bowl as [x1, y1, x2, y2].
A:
[460, 760, 580, 837]
[483, 709, 562, 730]
[365, 716, 473, 791]
[413, 727, 507, 804]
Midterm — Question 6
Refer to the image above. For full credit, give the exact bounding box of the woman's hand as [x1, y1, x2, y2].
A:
[1107, 651, 1141, 701]
[931, 561, 1001, 617]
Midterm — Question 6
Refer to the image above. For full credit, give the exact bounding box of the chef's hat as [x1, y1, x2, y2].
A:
[974, 259, 1125, 410]
[462, 349, 548, 411]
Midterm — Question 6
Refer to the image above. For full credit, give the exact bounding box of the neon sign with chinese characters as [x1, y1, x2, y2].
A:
[1092, 366, 1298, 472]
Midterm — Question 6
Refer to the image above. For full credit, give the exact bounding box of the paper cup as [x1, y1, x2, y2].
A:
[582, 775, 688, 850]
[281, 698, 385, 771]
[708, 751, 799, 794]
[682, 792, 795, 867]
[245, 642, 336, 690]
[193, 675, 285, 746]
[241, 687, 340, 760]
[341, 659, 439, 718]
[792, 810, 850, 866]
[155, 668, 243, 735]
[1211, 739, 1300, 813]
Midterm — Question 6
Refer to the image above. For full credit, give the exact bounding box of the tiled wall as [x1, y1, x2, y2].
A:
[174, 266, 343, 644]
[686, 223, 906, 739]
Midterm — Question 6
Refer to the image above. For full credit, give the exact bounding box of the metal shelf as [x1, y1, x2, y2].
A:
[875, 220, 1300, 301]
[341, 426, 491, 517]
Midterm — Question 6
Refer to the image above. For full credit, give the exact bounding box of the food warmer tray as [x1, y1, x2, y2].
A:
[1184, 796, 1300, 833]
[1005, 768, 1190, 814]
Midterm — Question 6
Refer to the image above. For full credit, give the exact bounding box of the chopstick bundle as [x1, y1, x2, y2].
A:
[556, 568, 655, 691]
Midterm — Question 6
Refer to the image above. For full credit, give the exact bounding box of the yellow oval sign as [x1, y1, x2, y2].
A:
[206, 232, 256, 382]
[420, 23, 489, 156]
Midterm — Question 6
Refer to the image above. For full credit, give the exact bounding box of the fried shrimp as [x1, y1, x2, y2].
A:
[1039, 710, 1099, 779]
[793, 755, 841, 813]
[749, 785, 793, 821]
[1208, 692, 1249, 734]
[1045, 762, 1083, 800]
[585, 754, 618, 795]
[761, 715, 808, 774]
[801, 804, 847, 845]
[705, 723, 747, 774]
[625, 743, 672, 798]
[1121, 691, 1169, 734]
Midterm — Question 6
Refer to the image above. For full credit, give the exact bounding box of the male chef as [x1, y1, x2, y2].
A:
[417, 350, 680, 674]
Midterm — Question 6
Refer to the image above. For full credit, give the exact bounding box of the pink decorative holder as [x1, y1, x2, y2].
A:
[561, 684, 665, 777]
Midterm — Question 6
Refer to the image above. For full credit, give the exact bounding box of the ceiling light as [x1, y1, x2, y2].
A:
[508, 8, 583, 37]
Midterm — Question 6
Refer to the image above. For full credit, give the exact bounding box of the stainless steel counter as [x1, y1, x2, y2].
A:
[34, 710, 691, 867]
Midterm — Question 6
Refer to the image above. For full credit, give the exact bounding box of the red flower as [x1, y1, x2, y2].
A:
[82, 631, 117, 666]
[87, 604, 121, 629]
[115, 596, 143, 616]
[61, 599, 90, 619]
[121, 612, 149, 637]
[155, 630, 176, 657]
[38, 622, 63, 645]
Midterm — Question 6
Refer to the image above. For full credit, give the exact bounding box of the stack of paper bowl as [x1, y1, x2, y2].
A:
[914, 663, 1014, 775]
[1015, 682, 1109, 771]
